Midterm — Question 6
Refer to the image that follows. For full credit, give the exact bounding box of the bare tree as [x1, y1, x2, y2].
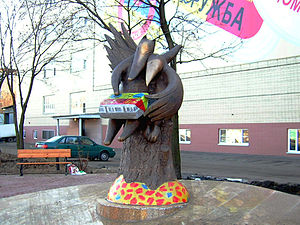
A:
[68, 0, 242, 178]
[0, 0, 85, 149]
[0, 3, 14, 92]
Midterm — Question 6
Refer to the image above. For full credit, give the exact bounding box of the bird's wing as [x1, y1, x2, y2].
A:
[104, 23, 137, 70]
[144, 46, 184, 121]
[144, 66, 184, 122]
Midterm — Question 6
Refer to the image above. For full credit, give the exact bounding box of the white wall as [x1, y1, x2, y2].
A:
[179, 55, 300, 124]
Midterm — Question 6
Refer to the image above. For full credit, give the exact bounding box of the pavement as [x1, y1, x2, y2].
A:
[1, 141, 300, 199]
[0, 173, 117, 198]
[1, 179, 300, 225]
[1, 142, 300, 224]
[3, 141, 300, 184]
[180, 151, 300, 184]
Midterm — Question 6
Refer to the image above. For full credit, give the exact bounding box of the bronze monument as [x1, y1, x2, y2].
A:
[99, 24, 188, 205]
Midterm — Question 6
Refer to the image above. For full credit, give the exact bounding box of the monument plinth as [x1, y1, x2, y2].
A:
[97, 199, 187, 222]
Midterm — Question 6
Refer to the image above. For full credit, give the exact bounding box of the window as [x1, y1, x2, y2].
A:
[288, 129, 300, 154]
[4, 113, 14, 124]
[45, 24, 56, 44]
[42, 130, 55, 140]
[179, 129, 191, 144]
[219, 129, 249, 146]
[65, 137, 79, 144]
[80, 137, 94, 145]
[0, 114, 4, 125]
[70, 92, 86, 114]
[8, 113, 14, 124]
[43, 95, 55, 114]
[46, 0, 57, 6]
[70, 53, 87, 73]
[33, 130, 38, 139]
[83, 59, 87, 70]
[43, 68, 47, 78]
[58, 137, 66, 144]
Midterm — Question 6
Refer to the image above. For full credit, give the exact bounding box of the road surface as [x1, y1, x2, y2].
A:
[1, 142, 300, 184]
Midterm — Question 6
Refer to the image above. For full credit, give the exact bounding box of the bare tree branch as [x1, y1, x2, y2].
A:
[0, 0, 86, 148]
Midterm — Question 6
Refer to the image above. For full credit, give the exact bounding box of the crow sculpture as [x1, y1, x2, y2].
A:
[102, 23, 185, 192]
[103, 24, 183, 146]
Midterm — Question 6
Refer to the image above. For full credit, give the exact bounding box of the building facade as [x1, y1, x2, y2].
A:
[178, 56, 300, 156]
[22, 54, 300, 157]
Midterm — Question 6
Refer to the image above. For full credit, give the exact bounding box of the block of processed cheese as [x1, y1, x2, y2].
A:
[99, 93, 148, 119]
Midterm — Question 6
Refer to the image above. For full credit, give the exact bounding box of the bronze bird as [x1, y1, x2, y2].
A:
[103, 36, 155, 145]
[102, 24, 183, 145]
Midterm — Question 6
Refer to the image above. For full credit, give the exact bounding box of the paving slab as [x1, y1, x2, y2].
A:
[0, 174, 117, 198]
[1, 180, 299, 225]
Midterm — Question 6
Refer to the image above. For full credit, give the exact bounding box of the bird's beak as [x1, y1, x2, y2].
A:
[128, 40, 154, 81]
[145, 58, 163, 86]
[128, 51, 149, 81]
[146, 67, 156, 86]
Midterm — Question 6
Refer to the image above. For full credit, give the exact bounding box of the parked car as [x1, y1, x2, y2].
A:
[35, 136, 115, 161]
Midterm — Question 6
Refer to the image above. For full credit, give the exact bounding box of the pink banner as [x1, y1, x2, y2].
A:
[206, 0, 263, 39]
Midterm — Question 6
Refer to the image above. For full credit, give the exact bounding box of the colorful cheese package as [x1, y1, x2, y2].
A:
[99, 93, 149, 119]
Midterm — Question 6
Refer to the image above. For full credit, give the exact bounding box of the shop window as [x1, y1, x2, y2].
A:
[42, 130, 55, 140]
[179, 129, 191, 144]
[219, 129, 249, 146]
[288, 129, 300, 154]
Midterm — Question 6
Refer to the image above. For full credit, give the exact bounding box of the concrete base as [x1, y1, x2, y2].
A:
[1, 179, 300, 224]
[97, 199, 186, 222]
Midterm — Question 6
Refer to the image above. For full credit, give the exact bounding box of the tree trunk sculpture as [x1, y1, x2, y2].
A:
[100, 24, 189, 205]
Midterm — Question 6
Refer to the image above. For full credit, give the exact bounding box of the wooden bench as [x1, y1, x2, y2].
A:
[17, 149, 71, 176]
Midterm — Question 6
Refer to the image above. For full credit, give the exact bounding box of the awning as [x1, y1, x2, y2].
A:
[52, 113, 101, 120]
[52, 113, 102, 143]
[1, 105, 14, 113]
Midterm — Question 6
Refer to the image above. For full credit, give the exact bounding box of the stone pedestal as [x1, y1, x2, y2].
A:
[97, 199, 187, 222]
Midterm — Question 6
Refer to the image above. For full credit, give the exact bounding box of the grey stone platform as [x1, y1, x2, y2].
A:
[1, 180, 299, 225]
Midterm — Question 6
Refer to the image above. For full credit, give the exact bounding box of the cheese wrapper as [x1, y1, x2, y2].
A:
[99, 93, 148, 119]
